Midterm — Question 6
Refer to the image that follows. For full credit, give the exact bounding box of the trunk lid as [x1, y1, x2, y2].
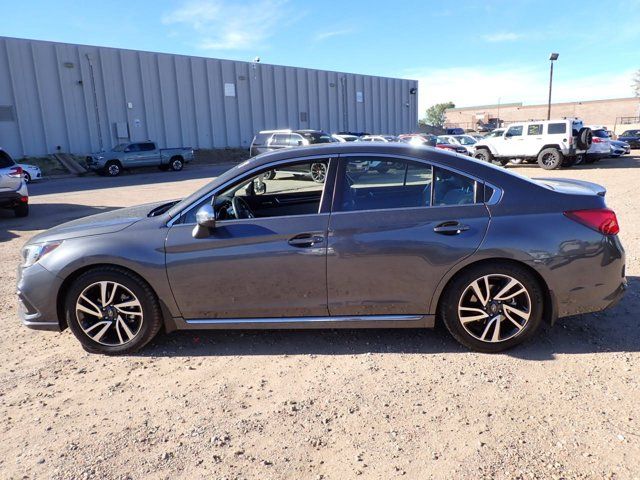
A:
[532, 178, 606, 197]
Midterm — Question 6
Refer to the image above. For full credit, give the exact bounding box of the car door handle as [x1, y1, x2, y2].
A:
[433, 222, 470, 235]
[288, 233, 324, 248]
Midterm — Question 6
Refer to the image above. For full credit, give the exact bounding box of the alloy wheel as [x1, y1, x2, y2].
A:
[75, 281, 143, 346]
[457, 274, 531, 343]
[108, 164, 120, 176]
[310, 163, 327, 183]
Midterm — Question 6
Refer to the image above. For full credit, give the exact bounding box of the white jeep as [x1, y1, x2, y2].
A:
[473, 119, 592, 170]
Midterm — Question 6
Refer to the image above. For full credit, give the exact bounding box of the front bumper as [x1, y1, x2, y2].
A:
[17, 263, 64, 331]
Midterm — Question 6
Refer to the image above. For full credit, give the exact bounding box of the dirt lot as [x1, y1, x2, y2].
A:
[1, 157, 639, 480]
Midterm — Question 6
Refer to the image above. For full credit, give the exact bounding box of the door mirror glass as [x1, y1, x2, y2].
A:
[196, 203, 216, 228]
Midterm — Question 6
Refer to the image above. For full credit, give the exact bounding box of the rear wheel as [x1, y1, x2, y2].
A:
[261, 170, 276, 180]
[65, 267, 163, 355]
[170, 157, 184, 171]
[23, 172, 32, 183]
[310, 163, 327, 183]
[14, 204, 29, 217]
[537, 148, 563, 170]
[474, 148, 493, 163]
[440, 263, 544, 353]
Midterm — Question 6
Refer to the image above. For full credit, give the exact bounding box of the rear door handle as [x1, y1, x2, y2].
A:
[433, 221, 470, 235]
[288, 233, 324, 248]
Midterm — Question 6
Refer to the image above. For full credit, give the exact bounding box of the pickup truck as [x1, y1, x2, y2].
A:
[85, 141, 194, 176]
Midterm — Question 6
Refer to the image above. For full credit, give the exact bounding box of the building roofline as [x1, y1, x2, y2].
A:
[0, 35, 418, 84]
[448, 97, 639, 112]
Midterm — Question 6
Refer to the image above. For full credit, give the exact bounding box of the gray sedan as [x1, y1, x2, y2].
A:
[18, 143, 626, 354]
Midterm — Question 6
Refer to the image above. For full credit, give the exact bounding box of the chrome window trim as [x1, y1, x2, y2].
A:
[166, 154, 335, 227]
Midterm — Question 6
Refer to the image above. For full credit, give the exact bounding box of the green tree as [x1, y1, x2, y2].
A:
[423, 102, 455, 127]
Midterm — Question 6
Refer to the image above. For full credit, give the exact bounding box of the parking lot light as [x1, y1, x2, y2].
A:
[547, 53, 559, 120]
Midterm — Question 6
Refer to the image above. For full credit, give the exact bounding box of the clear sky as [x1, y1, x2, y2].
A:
[3, 0, 639, 114]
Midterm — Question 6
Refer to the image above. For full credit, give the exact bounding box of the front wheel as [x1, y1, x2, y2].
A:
[104, 161, 122, 177]
[440, 263, 544, 353]
[474, 148, 493, 163]
[537, 148, 563, 170]
[65, 267, 163, 355]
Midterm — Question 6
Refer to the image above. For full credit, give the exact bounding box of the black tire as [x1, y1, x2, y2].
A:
[14, 204, 29, 217]
[537, 148, 563, 170]
[576, 128, 593, 150]
[440, 262, 544, 353]
[104, 160, 122, 177]
[262, 170, 276, 180]
[23, 172, 31, 183]
[474, 148, 493, 163]
[169, 157, 184, 171]
[65, 267, 163, 355]
[562, 155, 578, 168]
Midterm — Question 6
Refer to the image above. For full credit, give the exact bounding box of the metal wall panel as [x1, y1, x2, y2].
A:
[0, 36, 418, 158]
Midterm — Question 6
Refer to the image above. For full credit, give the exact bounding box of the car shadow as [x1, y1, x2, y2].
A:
[506, 154, 640, 171]
[0, 203, 120, 242]
[140, 277, 639, 360]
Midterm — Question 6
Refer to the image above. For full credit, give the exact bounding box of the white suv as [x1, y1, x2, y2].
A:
[473, 119, 592, 169]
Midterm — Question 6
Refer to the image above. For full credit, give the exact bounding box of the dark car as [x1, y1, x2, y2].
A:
[617, 130, 640, 149]
[446, 127, 465, 135]
[435, 139, 469, 155]
[18, 143, 625, 355]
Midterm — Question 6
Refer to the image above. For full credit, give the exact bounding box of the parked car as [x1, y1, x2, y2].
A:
[484, 128, 504, 139]
[18, 143, 626, 355]
[435, 139, 469, 155]
[85, 141, 194, 176]
[250, 129, 335, 157]
[609, 140, 630, 157]
[584, 127, 611, 163]
[17, 163, 42, 183]
[332, 134, 359, 142]
[438, 135, 477, 154]
[473, 119, 592, 169]
[398, 133, 437, 146]
[617, 129, 640, 149]
[0, 148, 29, 217]
[445, 127, 465, 135]
[357, 135, 399, 143]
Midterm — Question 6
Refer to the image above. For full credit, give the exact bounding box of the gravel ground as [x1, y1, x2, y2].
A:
[1, 157, 639, 480]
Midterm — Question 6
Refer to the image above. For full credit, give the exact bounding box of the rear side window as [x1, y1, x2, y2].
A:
[0, 150, 15, 168]
[288, 134, 304, 146]
[127, 144, 140, 152]
[432, 168, 476, 206]
[548, 123, 566, 134]
[271, 134, 289, 146]
[139, 142, 155, 151]
[527, 124, 543, 135]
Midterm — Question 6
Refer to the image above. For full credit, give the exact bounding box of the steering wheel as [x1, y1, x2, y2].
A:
[232, 196, 255, 219]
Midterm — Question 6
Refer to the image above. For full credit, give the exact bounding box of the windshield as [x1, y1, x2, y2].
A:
[456, 136, 476, 145]
[112, 144, 129, 151]
[621, 130, 638, 136]
[437, 137, 451, 144]
[592, 129, 609, 138]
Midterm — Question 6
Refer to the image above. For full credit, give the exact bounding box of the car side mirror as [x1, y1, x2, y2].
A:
[192, 203, 216, 239]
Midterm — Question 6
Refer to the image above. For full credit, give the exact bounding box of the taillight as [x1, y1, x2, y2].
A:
[8, 166, 23, 178]
[564, 209, 619, 235]
[592, 137, 603, 143]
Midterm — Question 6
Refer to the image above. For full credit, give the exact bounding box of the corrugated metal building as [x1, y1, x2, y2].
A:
[0, 36, 418, 158]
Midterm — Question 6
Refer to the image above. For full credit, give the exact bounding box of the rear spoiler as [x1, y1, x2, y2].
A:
[534, 178, 606, 197]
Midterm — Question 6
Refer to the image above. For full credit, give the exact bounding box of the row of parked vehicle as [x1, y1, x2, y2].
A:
[250, 119, 633, 173]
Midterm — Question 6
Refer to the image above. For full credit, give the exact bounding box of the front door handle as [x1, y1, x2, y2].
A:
[288, 233, 324, 248]
[433, 221, 470, 235]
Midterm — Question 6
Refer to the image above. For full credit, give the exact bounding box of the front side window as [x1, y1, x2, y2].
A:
[126, 144, 141, 152]
[139, 142, 155, 151]
[270, 134, 289, 146]
[182, 159, 329, 223]
[506, 126, 523, 137]
[527, 124, 543, 135]
[548, 123, 567, 134]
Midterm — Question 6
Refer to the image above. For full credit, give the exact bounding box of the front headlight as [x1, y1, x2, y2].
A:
[22, 241, 63, 268]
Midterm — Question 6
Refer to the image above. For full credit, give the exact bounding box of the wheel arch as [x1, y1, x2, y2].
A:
[56, 263, 174, 332]
[537, 144, 562, 155]
[431, 257, 556, 326]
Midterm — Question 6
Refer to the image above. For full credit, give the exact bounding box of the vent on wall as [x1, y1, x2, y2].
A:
[0, 105, 15, 122]
[300, 112, 308, 123]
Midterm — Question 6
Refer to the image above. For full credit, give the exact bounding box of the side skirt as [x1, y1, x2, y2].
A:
[174, 314, 435, 330]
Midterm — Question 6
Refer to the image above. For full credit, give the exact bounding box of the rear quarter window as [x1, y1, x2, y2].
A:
[252, 133, 272, 146]
[547, 123, 567, 134]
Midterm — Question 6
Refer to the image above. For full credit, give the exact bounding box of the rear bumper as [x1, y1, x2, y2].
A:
[0, 191, 26, 208]
[17, 263, 63, 332]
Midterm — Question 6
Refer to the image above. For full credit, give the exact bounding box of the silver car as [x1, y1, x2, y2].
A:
[0, 148, 29, 217]
[18, 143, 626, 354]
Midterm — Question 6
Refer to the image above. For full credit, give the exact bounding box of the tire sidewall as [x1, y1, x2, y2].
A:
[170, 158, 184, 171]
[474, 149, 491, 162]
[441, 263, 544, 353]
[65, 268, 161, 354]
[105, 161, 122, 176]
[537, 148, 563, 170]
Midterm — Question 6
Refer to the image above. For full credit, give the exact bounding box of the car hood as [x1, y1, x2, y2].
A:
[28, 201, 169, 244]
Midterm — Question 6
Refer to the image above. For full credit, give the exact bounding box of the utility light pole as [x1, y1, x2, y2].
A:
[547, 53, 559, 120]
